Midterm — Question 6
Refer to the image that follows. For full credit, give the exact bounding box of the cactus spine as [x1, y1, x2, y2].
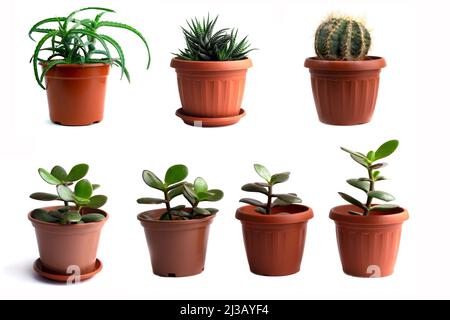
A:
[314, 16, 371, 61]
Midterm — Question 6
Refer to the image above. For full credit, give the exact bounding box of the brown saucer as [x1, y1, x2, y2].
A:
[175, 108, 246, 127]
[33, 258, 103, 282]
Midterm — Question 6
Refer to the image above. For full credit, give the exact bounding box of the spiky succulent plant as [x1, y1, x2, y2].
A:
[315, 16, 371, 61]
[175, 15, 254, 61]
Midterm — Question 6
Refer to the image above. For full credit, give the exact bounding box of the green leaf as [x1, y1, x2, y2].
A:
[239, 198, 266, 207]
[137, 197, 167, 204]
[183, 184, 197, 206]
[164, 164, 188, 186]
[348, 210, 364, 216]
[194, 177, 208, 193]
[38, 168, 61, 185]
[374, 140, 399, 161]
[66, 164, 89, 182]
[168, 184, 185, 200]
[88, 195, 107, 208]
[193, 207, 212, 216]
[57, 185, 74, 202]
[272, 198, 290, 207]
[351, 154, 369, 168]
[369, 204, 399, 211]
[254, 164, 271, 182]
[373, 171, 380, 179]
[73, 195, 91, 205]
[201, 189, 224, 202]
[92, 184, 100, 190]
[171, 205, 186, 211]
[255, 182, 270, 187]
[274, 193, 302, 204]
[346, 179, 370, 193]
[376, 176, 387, 181]
[81, 213, 105, 222]
[50, 166, 67, 181]
[160, 212, 172, 220]
[74, 179, 93, 198]
[370, 163, 387, 170]
[270, 172, 290, 185]
[30, 192, 60, 201]
[367, 191, 395, 202]
[338, 192, 367, 210]
[367, 151, 375, 162]
[31, 209, 60, 223]
[241, 183, 268, 195]
[142, 170, 165, 191]
[341, 147, 367, 160]
[63, 211, 82, 223]
[255, 207, 267, 214]
[205, 208, 219, 215]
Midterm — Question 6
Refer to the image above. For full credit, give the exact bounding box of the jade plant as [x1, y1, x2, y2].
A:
[240, 164, 302, 214]
[137, 164, 224, 220]
[30, 164, 107, 224]
[29, 7, 151, 89]
[315, 15, 371, 61]
[175, 15, 255, 61]
[339, 140, 400, 216]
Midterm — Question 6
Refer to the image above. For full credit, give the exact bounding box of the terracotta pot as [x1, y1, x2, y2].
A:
[43, 63, 110, 126]
[304, 56, 386, 125]
[329, 204, 408, 277]
[28, 206, 108, 275]
[235, 204, 314, 276]
[170, 58, 252, 126]
[138, 209, 215, 277]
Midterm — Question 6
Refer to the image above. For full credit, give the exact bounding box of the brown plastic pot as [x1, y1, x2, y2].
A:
[43, 63, 110, 126]
[304, 56, 386, 125]
[330, 204, 408, 277]
[170, 58, 252, 126]
[138, 209, 215, 277]
[235, 204, 314, 276]
[28, 206, 108, 276]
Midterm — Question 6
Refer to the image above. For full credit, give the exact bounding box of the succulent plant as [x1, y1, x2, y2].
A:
[339, 140, 400, 216]
[29, 7, 151, 89]
[175, 15, 255, 61]
[314, 16, 371, 61]
[240, 164, 302, 215]
[30, 164, 107, 224]
[137, 164, 224, 220]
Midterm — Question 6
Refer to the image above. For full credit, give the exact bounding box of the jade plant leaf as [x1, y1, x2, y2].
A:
[351, 154, 369, 168]
[202, 189, 224, 202]
[241, 183, 268, 195]
[29, 192, 60, 201]
[142, 170, 165, 191]
[346, 179, 370, 193]
[50, 165, 67, 181]
[193, 207, 211, 216]
[74, 179, 93, 198]
[92, 184, 100, 190]
[57, 185, 74, 202]
[367, 190, 395, 202]
[168, 184, 185, 200]
[81, 213, 105, 222]
[374, 140, 399, 161]
[205, 208, 219, 215]
[370, 163, 387, 170]
[164, 164, 188, 186]
[239, 198, 266, 207]
[66, 163, 89, 182]
[63, 211, 82, 223]
[254, 164, 271, 183]
[88, 195, 107, 208]
[31, 209, 60, 223]
[369, 204, 399, 211]
[274, 193, 302, 204]
[38, 168, 61, 185]
[137, 197, 167, 204]
[338, 192, 366, 210]
[270, 172, 290, 185]
[255, 207, 267, 214]
[194, 177, 208, 193]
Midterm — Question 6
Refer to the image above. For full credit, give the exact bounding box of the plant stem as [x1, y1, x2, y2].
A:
[163, 189, 171, 211]
[266, 185, 272, 215]
[365, 168, 375, 214]
[64, 201, 69, 207]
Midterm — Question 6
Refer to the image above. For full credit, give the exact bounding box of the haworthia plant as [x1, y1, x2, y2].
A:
[29, 7, 151, 89]
[175, 14, 255, 61]
[240, 164, 302, 215]
[137, 165, 224, 220]
[30, 164, 107, 224]
[339, 140, 400, 216]
[315, 15, 371, 61]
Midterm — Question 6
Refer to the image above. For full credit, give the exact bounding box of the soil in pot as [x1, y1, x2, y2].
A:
[235, 204, 314, 276]
[138, 208, 215, 277]
[28, 206, 108, 278]
[44, 63, 110, 126]
[304, 56, 386, 126]
[329, 204, 408, 277]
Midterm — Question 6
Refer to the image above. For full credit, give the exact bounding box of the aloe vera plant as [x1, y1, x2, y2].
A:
[240, 164, 302, 215]
[137, 164, 224, 220]
[30, 164, 107, 224]
[176, 15, 255, 61]
[29, 7, 151, 89]
[339, 140, 400, 216]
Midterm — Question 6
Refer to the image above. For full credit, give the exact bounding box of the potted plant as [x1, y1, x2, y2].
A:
[28, 163, 108, 282]
[137, 164, 224, 277]
[236, 164, 314, 276]
[29, 7, 151, 126]
[330, 140, 409, 277]
[171, 15, 255, 127]
[304, 15, 386, 125]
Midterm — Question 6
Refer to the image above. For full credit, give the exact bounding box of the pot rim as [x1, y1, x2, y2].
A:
[304, 56, 386, 71]
[329, 204, 408, 225]
[39, 62, 110, 68]
[236, 204, 314, 224]
[170, 57, 252, 71]
[28, 206, 109, 227]
[137, 208, 216, 225]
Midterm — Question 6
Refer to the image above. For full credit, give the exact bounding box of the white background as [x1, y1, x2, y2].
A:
[0, 0, 447, 300]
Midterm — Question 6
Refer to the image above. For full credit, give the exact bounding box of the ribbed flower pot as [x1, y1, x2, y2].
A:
[44, 63, 110, 126]
[329, 204, 408, 277]
[236, 204, 313, 276]
[304, 56, 386, 125]
[170, 58, 252, 127]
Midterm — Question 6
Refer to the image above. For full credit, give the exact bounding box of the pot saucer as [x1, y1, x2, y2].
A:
[175, 108, 246, 127]
[33, 258, 103, 282]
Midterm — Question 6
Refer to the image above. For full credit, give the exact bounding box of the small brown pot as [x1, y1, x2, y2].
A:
[235, 204, 314, 276]
[43, 63, 110, 126]
[170, 58, 252, 126]
[304, 56, 386, 125]
[28, 206, 108, 276]
[138, 209, 215, 277]
[329, 204, 408, 277]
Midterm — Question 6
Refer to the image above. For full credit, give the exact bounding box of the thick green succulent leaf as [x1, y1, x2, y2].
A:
[66, 164, 89, 182]
[137, 197, 167, 204]
[160, 212, 172, 220]
[255, 182, 270, 187]
[194, 177, 208, 193]
[193, 207, 212, 216]
[348, 210, 364, 216]
[341, 147, 367, 160]
[351, 154, 369, 168]
[31, 209, 60, 223]
[57, 185, 74, 202]
[142, 170, 165, 191]
[272, 198, 290, 207]
[171, 205, 186, 211]
[370, 163, 387, 170]
[168, 184, 185, 200]
[169, 210, 191, 218]
[346, 179, 370, 193]
[81, 213, 105, 222]
[63, 211, 82, 223]
[255, 207, 267, 214]
[201, 189, 224, 202]
[374, 140, 399, 161]
[92, 184, 100, 190]
[274, 193, 302, 204]
[183, 185, 196, 206]
[338, 192, 366, 210]
[73, 195, 91, 205]
[241, 183, 268, 195]
[88, 195, 107, 208]
[239, 198, 266, 207]
[74, 179, 93, 198]
[270, 172, 290, 185]
[50, 165, 67, 181]
[254, 164, 271, 183]
[366, 151, 375, 162]
[205, 208, 219, 215]
[38, 168, 61, 185]
[30, 192, 60, 201]
[367, 191, 395, 202]
[369, 204, 399, 211]
[164, 164, 188, 186]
